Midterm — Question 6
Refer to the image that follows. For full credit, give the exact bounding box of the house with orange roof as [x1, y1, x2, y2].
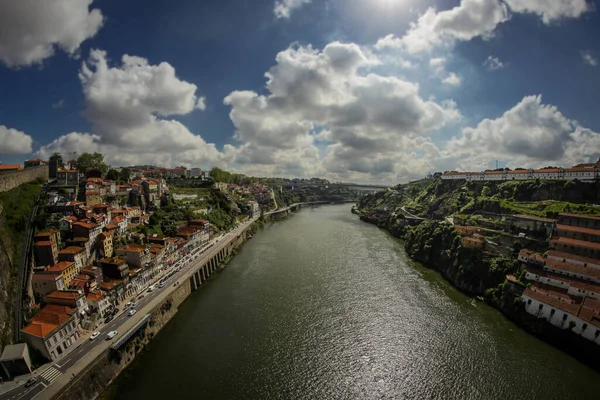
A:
[45, 290, 89, 316]
[97, 231, 113, 258]
[20, 304, 80, 360]
[85, 290, 111, 317]
[58, 247, 86, 272]
[32, 272, 65, 302]
[56, 169, 79, 186]
[115, 244, 151, 268]
[34, 240, 58, 267]
[72, 221, 101, 243]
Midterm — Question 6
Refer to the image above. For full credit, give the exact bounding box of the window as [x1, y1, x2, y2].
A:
[562, 314, 568, 320]
[53, 336, 57, 344]
[550, 309, 555, 316]
[527, 299, 532, 305]
[538, 304, 543, 310]
[583, 324, 588, 331]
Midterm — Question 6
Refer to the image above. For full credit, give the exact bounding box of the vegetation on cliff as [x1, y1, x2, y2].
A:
[0, 179, 43, 353]
[358, 178, 600, 220]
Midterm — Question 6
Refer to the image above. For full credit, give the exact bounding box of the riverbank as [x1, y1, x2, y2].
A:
[354, 209, 600, 372]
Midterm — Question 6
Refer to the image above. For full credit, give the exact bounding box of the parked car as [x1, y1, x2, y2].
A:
[158, 282, 165, 288]
[106, 331, 118, 340]
[125, 302, 132, 309]
[128, 309, 137, 317]
[112, 308, 120, 316]
[147, 285, 155, 292]
[131, 302, 138, 308]
[104, 315, 113, 324]
[25, 377, 37, 387]
[89, 332, 100, 341]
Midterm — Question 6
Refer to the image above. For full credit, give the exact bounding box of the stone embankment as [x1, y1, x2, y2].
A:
[0, 165, 48, 193]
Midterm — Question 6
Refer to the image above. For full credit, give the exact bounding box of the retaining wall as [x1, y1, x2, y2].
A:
[0, 165, 48, 192]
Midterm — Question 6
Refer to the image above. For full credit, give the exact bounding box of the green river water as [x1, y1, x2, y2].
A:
[108, 205, 600, 399]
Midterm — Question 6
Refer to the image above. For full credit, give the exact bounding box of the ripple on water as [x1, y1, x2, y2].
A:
[111, 205, 600, 400]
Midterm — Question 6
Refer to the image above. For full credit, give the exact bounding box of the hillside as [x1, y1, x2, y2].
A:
[358, 178, 600, 220]
[0, 180, 43, 353]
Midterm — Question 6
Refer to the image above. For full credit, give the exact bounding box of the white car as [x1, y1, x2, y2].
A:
[125, 302, 132, 309]
[147, 285, 155, 292]
[128, 309, 137, 317]
[158, 282, 165, 288]
[106, 331, 118, 340]
[89, 332, 100, 341]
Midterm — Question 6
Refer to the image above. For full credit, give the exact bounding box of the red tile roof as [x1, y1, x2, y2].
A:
[47, 261, 75, 272]
[34, 241, 55, 247]
[551, 236, 600, 251]
[546, 250, 600, 266]
[545, 259, 600, 280]
[46, 291, 83, 301]
[59, 246, 85, 255]
[556, 224, 600, 236]
[559, 213, 600, 222]
[524, 286, 582, 315]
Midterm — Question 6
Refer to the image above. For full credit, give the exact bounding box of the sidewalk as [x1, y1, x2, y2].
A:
[0, 331, 92, 396]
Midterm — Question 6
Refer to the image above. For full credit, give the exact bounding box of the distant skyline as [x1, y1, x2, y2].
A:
[0, 0, 599, 184]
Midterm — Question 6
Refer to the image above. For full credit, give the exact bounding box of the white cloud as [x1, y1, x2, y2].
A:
[504, 0, 592, 24]
[52, 99, 66, 109]
[375, 0, 593, 55]
[223, 41, 460, 182]
[0, 125, 33, 154]
[483, 55, 505, 70]
[443, 73, 461, 86]
[0, 0, 104, 68]
[446, 95, 600, 169]
[274, 0, 311, 19]
[35, 50, 219, 168]
[429, 57, 461, 86]
[375, 0, 510, 54]
[582, 50, 598, 67]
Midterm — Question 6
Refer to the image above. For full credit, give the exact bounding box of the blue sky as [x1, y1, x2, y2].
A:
[0, 0, 599, 183]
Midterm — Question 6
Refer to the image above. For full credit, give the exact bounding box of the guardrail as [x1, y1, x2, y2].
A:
[110, 313, 152, 350]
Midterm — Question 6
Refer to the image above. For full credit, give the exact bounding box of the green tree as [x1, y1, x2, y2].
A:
[119, 167, 131, 183]
[481, 186, 491, 197]
[76, 152, 108, 175]
[105, 169, 119, 181]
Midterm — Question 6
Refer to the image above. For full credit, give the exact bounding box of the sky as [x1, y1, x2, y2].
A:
[0, 0, 599, 184]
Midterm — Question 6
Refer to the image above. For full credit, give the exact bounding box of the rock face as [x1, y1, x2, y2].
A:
[0, 204, 16, 355]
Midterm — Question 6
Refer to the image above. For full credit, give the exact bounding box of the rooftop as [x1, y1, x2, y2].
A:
[524, 286, 582, 315]
[550, 236, 600, 251]
[59, 246, 85, 255]
[559, 213, 600, 222]
[34, 241, 55, 247]
[47, 261, 75, 273]
[46, 290, 83, 301]
[546, 250, 600, 266]
[556, 224, 600, 236]
[545, 259, 600, 280]
[0, 343, 28, 361]
[512, 214, 555, 223]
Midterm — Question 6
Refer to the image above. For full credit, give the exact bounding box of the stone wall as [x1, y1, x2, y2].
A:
[0, 165, 49, 192]
[53, 283, 192, 400]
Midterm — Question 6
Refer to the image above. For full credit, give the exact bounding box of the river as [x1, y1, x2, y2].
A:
[106, 205, 600, 399]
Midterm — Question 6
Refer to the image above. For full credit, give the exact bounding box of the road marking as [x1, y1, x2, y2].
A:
[39, 366, 62, 383]
[54, 363, 62, 368]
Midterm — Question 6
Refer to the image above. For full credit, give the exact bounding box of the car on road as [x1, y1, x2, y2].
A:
[125, 302, 132, 308]
[138, 294, 145, 300]
[112, 307, 120, 316]
[106, 331, 118, 340]
[147, 285, 155, 292]
[89, 332, 100, 341]
[131, 302, 138, 308]
[104, 315, 113, 324]
[158, 282, 165, 288]
[128, 309, 137, 317]
[25, 377, 37, 387]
